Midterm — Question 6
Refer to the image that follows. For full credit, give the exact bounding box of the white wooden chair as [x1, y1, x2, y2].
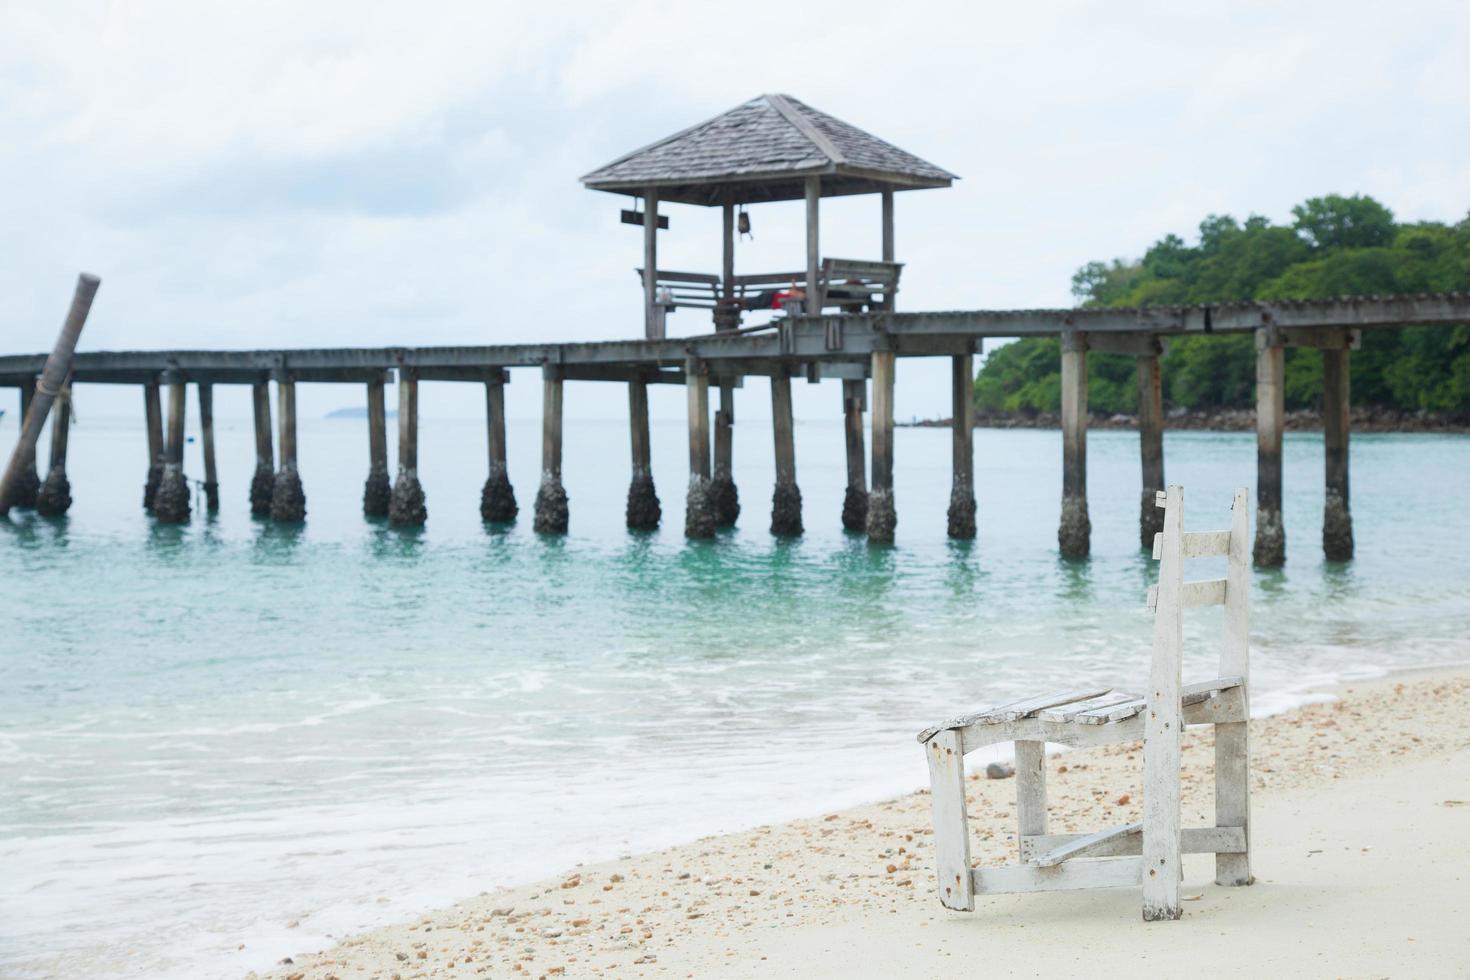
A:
[917, 486, 1252, 921]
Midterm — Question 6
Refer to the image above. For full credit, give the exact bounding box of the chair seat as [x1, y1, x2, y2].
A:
[916, 677, 1244, 743]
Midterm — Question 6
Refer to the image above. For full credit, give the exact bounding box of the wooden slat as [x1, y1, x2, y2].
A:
[1074, 697, 1145, 725]
[960, 715, 1145, 753]
[972, 856, 1142, 895]
[1031, 822, 1142, 867]
[1152, 529, 1231, 560]
[1182, 675, 1243, 705]
[1021, 826, 1246, 863]
[1147, 577, 1227, 612]
[1037, 692, 1137, 723]
[990, 687, 1113, 722]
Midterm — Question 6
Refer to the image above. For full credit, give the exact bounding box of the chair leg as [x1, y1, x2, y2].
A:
[1215, 720, 1253, 886]
[925, 729, 974, 911]
[1015, 740, 1047, 858]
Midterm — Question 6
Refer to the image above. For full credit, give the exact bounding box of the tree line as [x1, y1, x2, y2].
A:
[973, 195, 1470, 416]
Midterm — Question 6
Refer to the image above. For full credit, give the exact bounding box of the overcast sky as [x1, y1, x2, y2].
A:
[3, 0, 1467, 422]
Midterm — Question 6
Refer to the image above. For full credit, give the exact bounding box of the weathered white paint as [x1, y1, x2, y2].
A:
[1152, 529, 1231, 560]
[1020, 826, 1245, 863]
[1217, 486, 1253, 886]
[1015, 740, 1047, 859]
[1142, 485, 1184, 921]
[925, 729, 974, 911]
[1031, 822, 1141, 867]
[972, 857, 1143, 895]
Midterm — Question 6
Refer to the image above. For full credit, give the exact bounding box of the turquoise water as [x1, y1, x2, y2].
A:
[2, 406, 1468, 979]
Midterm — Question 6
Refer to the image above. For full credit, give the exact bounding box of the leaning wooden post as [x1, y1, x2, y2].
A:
[533, 365, 568, 534]
[947, 350, 977, 539]
[1057, 331, 1091, 558]
[249, 381, 275, 517]
[1216, 487, 1253, 887]
[769, 369, 802, 536]
[388, 370, 427, 526]
[1136, 342, 1165, 550]
[362, 377, 391, 517]
[1253, 330, 1285, 566]
[35, 382, 73, 517]
[480, 375, 518, 522]
[9, 384, 41, 508]
[153, 373, 191, 523]
[1322, 335, 1353, 561]
[710, 381, 740, 526]
[197, 383, 219, 512]
[269, 375, 306, 522]
[684, 357, 715, 539]
[1, 274, 99, 513]
[841, 379, 867, 532]
[1142, 485, 1185, 921]
[625, 378, 661, 530]
[866, 348, 897, 543]
[142, 381, 164, 511]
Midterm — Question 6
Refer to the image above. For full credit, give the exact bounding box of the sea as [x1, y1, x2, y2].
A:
[2, 407, 1467, 978]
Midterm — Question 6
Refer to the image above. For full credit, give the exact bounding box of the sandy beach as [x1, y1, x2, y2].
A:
[251, 668, 1470, 980]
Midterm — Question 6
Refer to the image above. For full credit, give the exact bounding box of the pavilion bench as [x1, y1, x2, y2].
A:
[635, 257, 902, 324]
[917, 486, 1253, 921]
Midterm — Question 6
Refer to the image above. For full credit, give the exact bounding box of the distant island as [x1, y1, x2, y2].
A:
[970, 194, 1470, 424]
[326, 407, 397, 419]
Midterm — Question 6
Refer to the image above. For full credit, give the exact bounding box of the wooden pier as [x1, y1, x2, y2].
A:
[3, 95, 1468, 565]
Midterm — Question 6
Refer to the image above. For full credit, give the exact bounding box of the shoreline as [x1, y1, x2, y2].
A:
[250, 664, 1470, 979]
[903, 406, 1470, 433]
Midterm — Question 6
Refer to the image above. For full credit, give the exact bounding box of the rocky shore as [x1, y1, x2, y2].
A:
[906, 406, 1470, 433]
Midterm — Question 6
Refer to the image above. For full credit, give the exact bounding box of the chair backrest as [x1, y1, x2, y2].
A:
[1147, 486, 1250, 685]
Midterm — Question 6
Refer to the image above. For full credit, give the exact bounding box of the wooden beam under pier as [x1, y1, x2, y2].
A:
[198, 383, 219, 512]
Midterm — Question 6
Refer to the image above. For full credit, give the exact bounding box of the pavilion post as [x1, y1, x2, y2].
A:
[866, 348, 897, 543]
[881, 188, 895, 265]
[198, 383, 219, 512]
[716, 191, 739, 332]
[1322, 336, 1353, 560]
[711, 381, 739, 526]
[947, 351, 977, 539]
[481, 376, 518, 522]
[249, 381, 275, 516]
[388, 370, 427, 526]
[35, 383, 73, 517]
[841, 379, 867, 532]
[805, 176, 822, 313]
[1137, 345, 1165, 549]
[770, 370, 802, 536]
[1058, 331, 1090, 558]
[643, 188, 663, 340]
[625, 378, 661, 530]
[1253, 331, 1285, 567]
[143, 380, 163, 511]
[684, 357, 715, 539]
[533, 365, 568, 534]
[269, 376, 306, 522]
[153, 373, 191, 523]
[363, 377, 391, 517]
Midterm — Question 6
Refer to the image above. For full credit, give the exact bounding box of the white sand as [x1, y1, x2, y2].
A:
[255, 669, 1470, 979]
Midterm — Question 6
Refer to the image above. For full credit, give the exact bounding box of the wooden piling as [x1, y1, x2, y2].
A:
[249, 381, 274, 517]
[947, 352, 976, 539]
[269, 377, 306, 522]
[362, 378, 391, 517]
[841, 379, 867, 532]
[1253, 331, 1285, 566]
[153, 375, 191, 523]
[624, 378, 661, 530]
[533, 365, 568, 534]
[866, 349, 897, 543]
[143, 380, 163, 511]
[1057, 332, 1090, 558]
[710, 381, 739, 526]
[769, 370, 802, 536]
[1322, 340, 1353, 560]
[1136, 348, 1165, 550]
[684, 358, 715, 539]
[1, 273, 97, 514]
[197, 383, 219, 512]
[481, 378, 518, 523]
[388, 371, 427, 526]
[35, 383, 73, 516]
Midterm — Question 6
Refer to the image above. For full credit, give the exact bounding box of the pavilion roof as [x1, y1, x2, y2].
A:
[581, 94, 956, 206]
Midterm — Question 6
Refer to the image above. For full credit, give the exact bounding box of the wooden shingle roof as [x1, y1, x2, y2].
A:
[581, 94, 956, 206]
